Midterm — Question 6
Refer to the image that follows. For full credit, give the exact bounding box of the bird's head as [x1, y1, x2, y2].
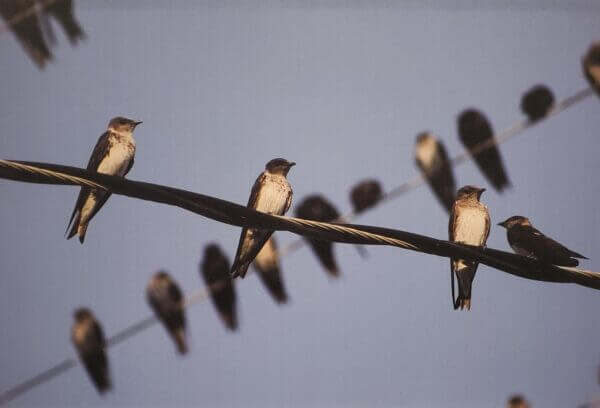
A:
[415, 131, 434, 145]
[265, 158, 296, 176]
[108, 116, 143, 134]
[498, 215, 530, 229]
[456, 185, 485, 201]
[73, 307, 93, 322]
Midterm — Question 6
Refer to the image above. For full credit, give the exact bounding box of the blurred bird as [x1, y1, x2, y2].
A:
[200, 244, 238, 330]
[296, 194, 341, 277]
[231, 158, 295, 278]
[65, 117, 141, 243]
[44, 0, 85, 44]
[350, 179, 383, 213]
[415, 132, 456, 213]
[458, 109, 510, 192]
[253, 236, 288, 304]
[583, 42, 600, 94]
[498, 216, 587, 267]
[146, 271, 187, 354]
[506, 394, 531, 408]
[449, 185, 490, 310]
[71, 308, 111, 394]
[521, 84, 554, 122]
[0, 0, 52, 69]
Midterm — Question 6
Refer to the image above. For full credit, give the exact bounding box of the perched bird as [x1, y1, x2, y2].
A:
[458, 109, 510, 192]
[498, 216, 587, 267]
[65, 117, 141, 243]
[414, 132, 456, 213]
[146, 271, 187, 354]
[253, 236, 288, 304]
[200, 244, 238, 330]
[296, 194, 341, 277]
[231, 158, 295, 278]
[71, 308, 111, 394]
[44, 0, 85, 44]
[583, 42, 600, 94]
[521, 84, 555, 122]
[449, 185, 490, 311]
[350, 179, 383, 213]
[0, 0, 52, 69]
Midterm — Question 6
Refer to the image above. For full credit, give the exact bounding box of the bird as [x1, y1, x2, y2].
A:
[498, 216, 587, 267]
[583, 42, 600, 94]
[520, 84, 555, 122]
[0, 0, 52, 69]
[146, 271, 188, 354]
[253, 236, 289, 304]
[349, 179, 383, 213]
[458, 109, 511, 192]
[65, 117, 141, 243]
[71, 308, 111, 394]
[449, 185, 490, 311]
[414, 132, 456, 213]
[231, 158, 295, 278]
[44, 0, 85, 45]
[295, 194, 341, 277]
[506, 394, 531, 408]
[200, 243, 238, 330]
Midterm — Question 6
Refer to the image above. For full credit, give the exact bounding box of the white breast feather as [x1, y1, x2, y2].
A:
[454, 207, 488, 246]
[97, 138, 135, 177]
[254, 174, 291, 215]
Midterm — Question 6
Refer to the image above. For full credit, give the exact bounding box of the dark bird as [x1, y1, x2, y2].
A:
[253, 236, 288, 304]
[458, 109, 510, 192]
[296, 194, 341, 277]
[65, 117, 141, 243]
[415, 132, 456, 213]
[498, 215, 587, 267]
[231, 158, 295, 278]
[506, 395, 531, 408]
[350, 179, 383, 213]
[200, 243, 238, 330]
[146, 271, 187, 354]
[0, 0, 52, 69]
[583, 42, 600, 94]
[521, 84, 555, 122]
[449, 185, 490, 311]
[71, 308, 111, 394]
[44, 0, 85, 44]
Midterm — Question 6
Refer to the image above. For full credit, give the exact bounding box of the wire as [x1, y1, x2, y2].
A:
[0, 86, 595, 406]
[0, 0, 61, 34]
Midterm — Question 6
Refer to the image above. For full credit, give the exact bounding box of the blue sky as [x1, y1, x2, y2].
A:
[1, 1, 600, 407]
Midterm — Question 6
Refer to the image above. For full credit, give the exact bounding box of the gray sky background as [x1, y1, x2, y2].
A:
[1, 1, 600, 407]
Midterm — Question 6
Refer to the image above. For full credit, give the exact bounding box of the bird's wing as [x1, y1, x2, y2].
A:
[432, 141, 457, 212]
[168, 281, 183, 303]
[448, 203, 458, 306]
[232, 172, 267, 265]
[482, 206, 491, 245]
[124, 156, 134, 176]
[284, 185, 293, 214]
[86, 131, 111, 171]
[92, 319, 106, 346]
[512, 226, 582, 266]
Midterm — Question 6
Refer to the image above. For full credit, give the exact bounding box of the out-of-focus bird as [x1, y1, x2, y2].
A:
[521, 85, 555, 122]
[65, 117, 141, 243]
[71, 308, 111, 394]
[44, 0, 85, 44]
[415, 132, 456, 213]
[350, 179, 383, 213]
[506, 394, 531, 408]
[146, 271, 187, 354]
[583, 42, 600, 94]
[231, 158, 295, 278]
[253, 236, 288, 304]
[296, 194, 341, 277]
[200, 244, 238, 330]
[498, 216, 587, 267]
[449, 185, 490, 311]
[458, 109, 510, 192]
[0, 0, 52, 69]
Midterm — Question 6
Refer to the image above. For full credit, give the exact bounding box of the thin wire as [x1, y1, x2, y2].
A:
[0, 0, 61, 34]
[0, 86, 594, 406]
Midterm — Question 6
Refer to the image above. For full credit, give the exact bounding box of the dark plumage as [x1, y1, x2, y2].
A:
[253, 237, 289, 304]
[296, 194, 341, 277]
[521, 85, 555, 122]
[506, 394, 530, 408]
[458, 109, 510, 192]
[45, 0, 85, 44]
[200, 244, 238, 330]
[583, 42, 600, 94]
[71, 308, 111, 394]
[146, 271, 187, 354]
[350, 179, 383, 213]
[498, 216, 587, 267]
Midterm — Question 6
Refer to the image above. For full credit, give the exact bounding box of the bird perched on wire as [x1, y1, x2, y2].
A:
[200, 243, 238, 330]
[43, 0, 85, 45]
[520, 84, 555, 122]
[458, 109, 510, 192]
[498, 216, 587, 267]
[414, 132, 456, 213]
[65, 117, 142, 243]
[231, 158, 295, 278]
[296, 194, 342, 278]
[253, 237, 289, 304]
[71, 308, 111, 394]
[146, 271, 188, 354]
[350, 179, 383, 213]
[449, 185, 490, 311]
[583, 42, 600, 94]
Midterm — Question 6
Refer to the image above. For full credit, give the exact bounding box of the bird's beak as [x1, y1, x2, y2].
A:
[477, 187, 486, 199]
[133, 121, 143, 128]
[497, 221, 505, 227]
[288, 162, 296, 167]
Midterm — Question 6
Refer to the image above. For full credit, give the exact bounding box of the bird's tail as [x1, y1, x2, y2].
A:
[83, 354, 111, 394]
[453, 261, 476, 311]
[76, 223, 88, 244]
[172, 328, 188, 355]
[255, 263, 288, 304]
[57, 15, 85, 44]
[231, 261, 250, 279]
[220, 310, 238, 331]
